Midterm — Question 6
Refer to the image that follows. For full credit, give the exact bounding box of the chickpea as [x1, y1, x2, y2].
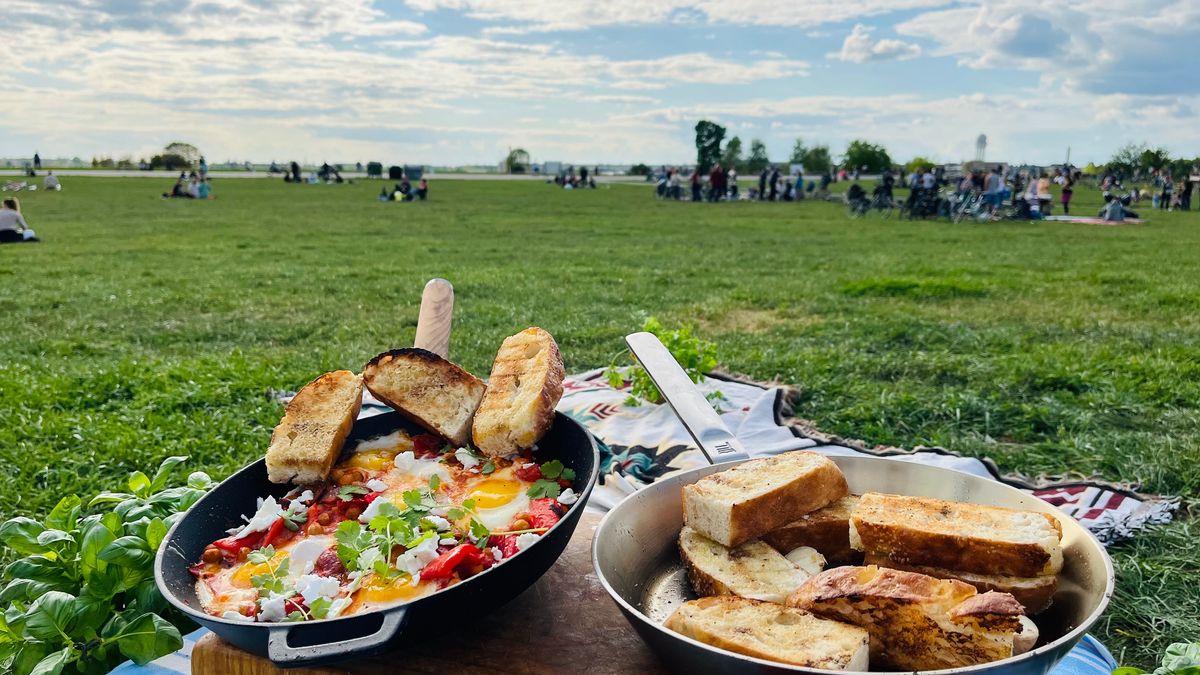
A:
[317, 511, 332, 526]
[201, 546, 222, 564]
[511, 518, 530, 532]
[336, 468, 367, 485]
[345, 505, 363, 521]
[306, 523, 324, 536]
[237, 547, 251, 562]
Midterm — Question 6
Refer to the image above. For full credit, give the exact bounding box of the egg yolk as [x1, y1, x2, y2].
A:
[230, 549, 287, 588]
[356, 574, 422, 604]
[346, 450, 396, 471]
[469, 479, 521, 508]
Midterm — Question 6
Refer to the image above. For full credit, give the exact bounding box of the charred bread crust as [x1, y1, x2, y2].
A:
[265, 370, 363, 484]
[362, 348, 486, 446]
[863, 553, 1058, 614]
[850, 492, 1064, 578]
[761, 496, 861, 565]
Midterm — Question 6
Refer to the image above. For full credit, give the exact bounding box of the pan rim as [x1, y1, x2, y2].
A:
[155, 411, 600, 629]
[591, 454, 1115, 675]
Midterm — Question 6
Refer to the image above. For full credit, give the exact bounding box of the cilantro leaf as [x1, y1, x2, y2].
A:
[540, 460, 565, 479]
[429, 474, 441, 491]
[446, 507, 465, 520]
[338, 485, 369, 502]
[481, 461, 495, 475]
[527, 479, 562, 499]
[248, 545, 275, 564]
[469, 519, 490, 545]
[308, 596, 332, 620]
[560, 467, 576, 481]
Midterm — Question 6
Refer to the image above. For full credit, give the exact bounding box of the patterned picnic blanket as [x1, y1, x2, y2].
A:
[118, 369, 1171, 673]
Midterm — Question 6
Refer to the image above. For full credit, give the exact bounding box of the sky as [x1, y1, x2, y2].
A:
[2, 0, 1198, 167]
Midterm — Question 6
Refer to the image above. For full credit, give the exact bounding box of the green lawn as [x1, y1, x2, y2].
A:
[2, 177, 1196, 667]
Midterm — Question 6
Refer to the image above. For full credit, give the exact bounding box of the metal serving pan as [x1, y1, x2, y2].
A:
[592, 332, 1113, 674]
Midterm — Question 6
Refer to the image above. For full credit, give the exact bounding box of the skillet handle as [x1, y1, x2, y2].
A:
[625, 332, 750, 465]
[266, 609, 408, 666]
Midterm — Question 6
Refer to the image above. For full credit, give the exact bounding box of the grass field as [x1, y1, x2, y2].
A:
[2, 177, 1196, 667]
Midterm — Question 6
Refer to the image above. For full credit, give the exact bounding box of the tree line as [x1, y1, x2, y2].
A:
[692, 119, 892, 176]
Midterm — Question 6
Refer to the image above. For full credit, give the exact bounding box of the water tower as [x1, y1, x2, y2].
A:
[975, 134, 987, 162]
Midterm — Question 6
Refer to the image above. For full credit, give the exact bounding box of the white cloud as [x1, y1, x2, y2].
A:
[828, 24, 922, 63]
[409, 0, 953, 31]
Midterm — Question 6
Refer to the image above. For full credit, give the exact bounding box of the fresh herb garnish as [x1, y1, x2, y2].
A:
[527, 479, 562, 499]
[249, 550, 290, 595]
[337, 485, 369, 502]
[481, 461, 495, 475]
[280, 501, 308, 531]
[538, 460, 575, 481]
[429, 474, 441, 491]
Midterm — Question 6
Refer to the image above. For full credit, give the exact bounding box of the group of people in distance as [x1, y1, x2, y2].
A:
[552, 166, 598, 189]
[162, 171, 214, 199]
[657, 164, 822, 202]
[378, 172, 429, 202]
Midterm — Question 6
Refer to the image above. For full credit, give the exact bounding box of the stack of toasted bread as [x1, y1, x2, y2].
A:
[666, 454, 1062, 671]
[265, 327, 565, 484]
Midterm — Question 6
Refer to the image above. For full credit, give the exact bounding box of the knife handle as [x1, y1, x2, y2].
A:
[624, 332, 749, 465]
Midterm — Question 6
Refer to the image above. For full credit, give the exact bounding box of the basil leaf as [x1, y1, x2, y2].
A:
[0, 578, 61, 603]
[0, 518, 47, 555]
[80, 520, 117, 578]
[186, 471, 214, 490]
[12, 644, 51, 675]
[150, 456, 189, 492]
[109, 613, 182, 665]
[25, 591, 77, 641]
[98, 536, 153, 568]
[29, 647, 71, 675]
[88, 492, 134, 507]
[127, 472, 152, 497]
[72, 593, 113, 636]
[132, 580, 166, 616]
[100, 511, 123, 535]
[36, 530, 75, 548]
[45, 496, 81, 533]
[4, 556, 70, 584]
[145, 519, 167, 552]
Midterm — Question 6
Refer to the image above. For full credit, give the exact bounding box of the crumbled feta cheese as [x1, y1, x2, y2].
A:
[358, 497, 387, 523]
[357, 546, 383, 572]
[234, 496, 283, 539]
[257, 594, 287, 622]
[222, 610, 252, 622]
[431, 507, 449, 517]
[455, 448, 479, 470]
[515, 533, 540, 552]
[491, 547, 503, 562]
[327, 596, 354, 619]
[393, 451, 417, 472]
[439, 537, 457, 546]
[556, 488, 579, 505]
[521, 462, 536, 469]
[365, 478, 389, 493]
[288, 538, 333, 577]
[295, 574, 340, 605]
[296, 489, 314, 504]
[425, 515, 452, 531]
[397, 536, 440, 578]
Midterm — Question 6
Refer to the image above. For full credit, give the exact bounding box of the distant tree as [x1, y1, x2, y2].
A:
[149, 154, 191, 170]
[905, 156, 935, 173]
[798, 145, 832, 175]
[1168, 157, 1200, 179]
[1106, 142, 1146, 177]
[746, 139, 770, 173]
[721, 136, 743, 170]
[789, 138, 807, 164]
[1082, 162, 1101, 176]
[504, 148, 530, 174]
[164, 142, 201, 165]
[1137, 146, 1171, 176]
[843, 140, 891, 173]
[694, 120, 727, 173]
[629, 163, 652, 176]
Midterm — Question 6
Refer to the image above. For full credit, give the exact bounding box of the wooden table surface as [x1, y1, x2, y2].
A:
[191, 512, 670, 674]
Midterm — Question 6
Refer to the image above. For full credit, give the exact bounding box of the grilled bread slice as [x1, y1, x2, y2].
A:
[762, 495, 861, 565]
[665, 596, 870, 671]
[683, 452, 848, 547]
[266, 370, 363, 484]
[788, 565, 1025, 671]
[472, 327, 564, 457]
[850, 492, 1064, 578]
[679, 526, 811, 603]
[863, 553, 1057, 614]
[362, 348, 486, 447]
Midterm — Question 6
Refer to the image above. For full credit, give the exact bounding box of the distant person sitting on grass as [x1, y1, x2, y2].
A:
[162, 178, 190, 198]
[43, 171, 61, 191]
[1099, 193, 1138, 222]
[416, 178, 428, 200]
[0, 198, 38, 243]
[197, 177, 212, 199]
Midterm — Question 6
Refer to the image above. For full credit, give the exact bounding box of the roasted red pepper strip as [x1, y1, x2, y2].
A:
[413, 434, 443, 457]
[211, 530, 265, 554]
[525, 498, 564, 530]
[421, 544, 486, 580]
[260, 517, 287, 548]
[515, 463, 542, 482]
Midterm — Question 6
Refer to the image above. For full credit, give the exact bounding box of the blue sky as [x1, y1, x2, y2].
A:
[2, 0, 1197, 167]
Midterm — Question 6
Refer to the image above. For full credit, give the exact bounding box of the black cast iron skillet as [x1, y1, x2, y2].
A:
[155, 409, 598, 667]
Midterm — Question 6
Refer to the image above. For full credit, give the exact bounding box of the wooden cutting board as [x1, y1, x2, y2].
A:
[191, 512, 669, 674]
